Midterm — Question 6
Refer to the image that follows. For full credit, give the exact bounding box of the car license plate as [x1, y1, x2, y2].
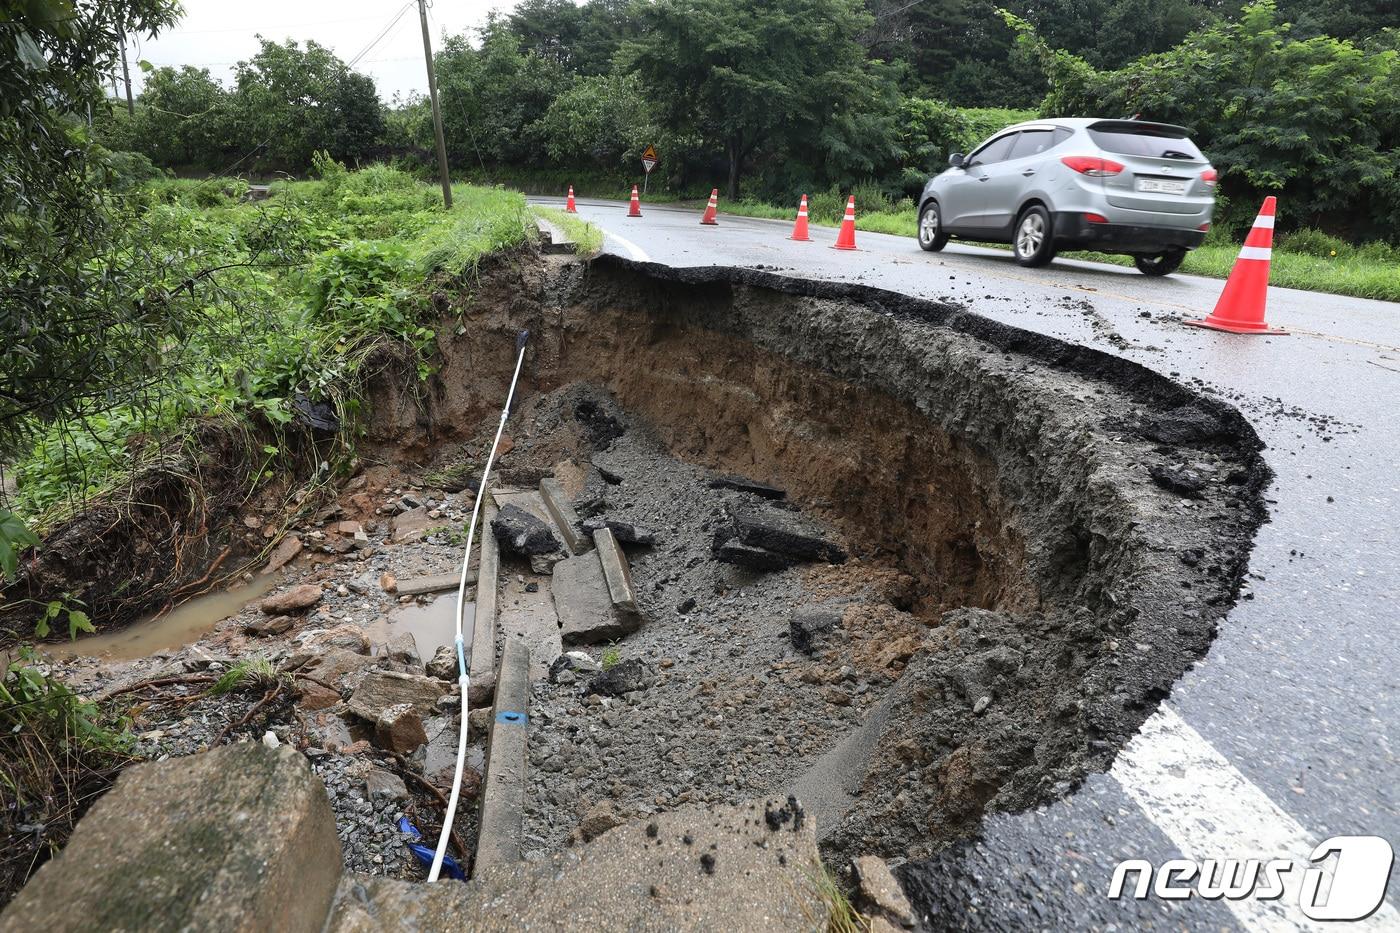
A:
[1137, 177, 1186, 194]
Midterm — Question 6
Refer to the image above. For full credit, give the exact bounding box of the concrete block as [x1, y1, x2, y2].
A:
[0, 744, 340, 933]
[553, 553, 641, 644]
[468, 497, 500, 694]
[475, 637, 531, 875]
[539, 477, 589, 553]
[592, 526, 639, 614]
[396, 570, 473, 597]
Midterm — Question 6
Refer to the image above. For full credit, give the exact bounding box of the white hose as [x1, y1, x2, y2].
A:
[428, 331, 529, 883]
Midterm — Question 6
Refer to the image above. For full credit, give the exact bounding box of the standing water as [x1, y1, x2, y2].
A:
[47, 575, 277, 661]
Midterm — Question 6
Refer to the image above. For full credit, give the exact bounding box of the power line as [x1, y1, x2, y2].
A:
[347, 2, 415, 69]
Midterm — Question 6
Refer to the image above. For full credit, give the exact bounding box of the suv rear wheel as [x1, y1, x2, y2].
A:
[1013, 206, 1056, 267]
[1133, 248, 1186, 276]
[918, 201, 948, 252]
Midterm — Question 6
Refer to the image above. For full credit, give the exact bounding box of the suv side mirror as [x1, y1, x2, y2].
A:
[949, 153, 965, 168]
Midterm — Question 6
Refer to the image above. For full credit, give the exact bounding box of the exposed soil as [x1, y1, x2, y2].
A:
[25, 245, 1269, 900]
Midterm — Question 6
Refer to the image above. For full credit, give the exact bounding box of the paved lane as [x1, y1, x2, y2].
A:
[532, 196, 1400, 929]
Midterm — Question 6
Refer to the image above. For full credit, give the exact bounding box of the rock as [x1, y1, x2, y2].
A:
[245, 615, 295, 637]
[379, 572, 398, 593]
[2, 744, 340, 933]
[261, 730, 281, 749]
[588, 659, 650, 697]
[852, 855, 916, 928]
[1135, 405, 1229, 445]
[260, 584, 323, 615]
[336, 520, 363, 536]
[1149, 463, 1207, 498]
[708, 474, 787, 499]
[718, 507, 847, 564]
[790, 608, 843, 654]
[822, 687, 852, 707]
[397, 493, 425, 512]
[385, 632, 421, 667]
[426, 645, 457, 680]
[467, 670, 495, 707]
[713, 539, 795, 572]
[261, 534, 303, 574]
[577, 800, 624, 842]
[554, 553, 642, 644]
[580, 516, 658, 546]
[676, 597, 697, 615]
[548, 650, 602, 683]
[348, 670, 446, 722]
[299, 648, 378, 690]
[467, 705, 493, 736]
[296, 683, 342, 711]
[391, 507, 434, 543]
[365, 768, 410, 802]
[491, 505, 562, 556]
[307, 625, 372, 655]
[374, 703, 428, 754]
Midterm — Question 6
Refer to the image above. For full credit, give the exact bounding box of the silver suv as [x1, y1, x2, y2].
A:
[917, 118, 1216, 275]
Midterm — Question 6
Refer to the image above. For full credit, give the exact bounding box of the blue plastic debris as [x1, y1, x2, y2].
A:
[397, 816, 466, 881]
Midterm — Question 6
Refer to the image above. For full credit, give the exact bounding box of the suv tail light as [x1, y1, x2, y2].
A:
[1061, 155, 1125, 177]
[1200, 168, 1218, 186]
[1084, 213, 1109, 224]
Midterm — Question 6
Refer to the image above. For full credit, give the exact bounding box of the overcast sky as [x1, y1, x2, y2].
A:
[129, 0, 522, 102]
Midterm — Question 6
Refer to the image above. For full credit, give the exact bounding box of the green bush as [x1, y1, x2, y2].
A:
[1280, 228, 1351, 258]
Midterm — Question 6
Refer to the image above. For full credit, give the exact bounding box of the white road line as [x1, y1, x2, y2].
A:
[599, 225, 651, 262]
[1112, 706, 1399, 931]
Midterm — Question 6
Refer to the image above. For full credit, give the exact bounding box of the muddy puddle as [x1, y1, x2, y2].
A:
[363, 596, 473, 662]
[47, 574, 277, 661]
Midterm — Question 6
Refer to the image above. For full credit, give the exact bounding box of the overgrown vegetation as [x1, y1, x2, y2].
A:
[0, 647, 133, 906]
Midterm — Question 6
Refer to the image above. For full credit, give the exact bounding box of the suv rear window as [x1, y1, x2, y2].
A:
[1088, 128, 1204, 161]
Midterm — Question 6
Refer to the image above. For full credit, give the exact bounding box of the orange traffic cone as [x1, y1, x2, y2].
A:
[700, 188, 719, 225]
[832, 195, 857, 250]
[1185, 197, 1286, 335]
[627, 185, 642, 218]
[789, 194, 811, 241]
[565, 186, 577, 213]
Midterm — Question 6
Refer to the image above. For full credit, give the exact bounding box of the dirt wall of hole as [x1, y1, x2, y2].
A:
[369, 251, 1269, 858]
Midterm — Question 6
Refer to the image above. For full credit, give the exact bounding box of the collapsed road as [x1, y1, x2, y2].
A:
[8, 234, 1390, 930]
[535, 199, 1400, 929]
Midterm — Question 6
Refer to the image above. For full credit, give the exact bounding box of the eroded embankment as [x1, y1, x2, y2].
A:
[368, 252, 1269, 860]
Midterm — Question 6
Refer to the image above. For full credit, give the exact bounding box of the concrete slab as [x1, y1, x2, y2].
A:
[475, 637, 530, 875]
[329, 797, 827, 932]
[591, 526, 640, 614]
[552, 552, 641, 644]
[498, 569, 562, 682]
[539, 476, 589, 553]
[397, 570, 474, 597]
[467, 497, 499, 699]
[0, 745, 340, 933]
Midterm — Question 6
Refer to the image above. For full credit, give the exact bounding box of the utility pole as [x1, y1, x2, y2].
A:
[418, 0, 452, 209]
[119, 30, 134, 115]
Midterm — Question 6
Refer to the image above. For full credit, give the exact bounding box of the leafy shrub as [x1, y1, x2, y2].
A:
[99, 149, 166, 190]
[1280, 228, 1350, 258]
[851, 180, 893, 214]
[807, 187, 846, 225]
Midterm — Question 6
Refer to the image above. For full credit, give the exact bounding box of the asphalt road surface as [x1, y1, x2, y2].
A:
[533, 196, 1400, 930]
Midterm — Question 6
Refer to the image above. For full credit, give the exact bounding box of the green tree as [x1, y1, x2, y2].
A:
[231, 37, 385, 171]
[129, 65, 232, 168]
[619, 0, 883, 199]
[537, 73, 663, 173]
[1, 0, 188, 455]
[1008, 1, 1400, 239]
[434, 22, 570, 168]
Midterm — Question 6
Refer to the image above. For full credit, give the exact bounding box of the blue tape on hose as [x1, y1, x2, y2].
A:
[455, 636, 466, 675]
[496, 710, 528, 725]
